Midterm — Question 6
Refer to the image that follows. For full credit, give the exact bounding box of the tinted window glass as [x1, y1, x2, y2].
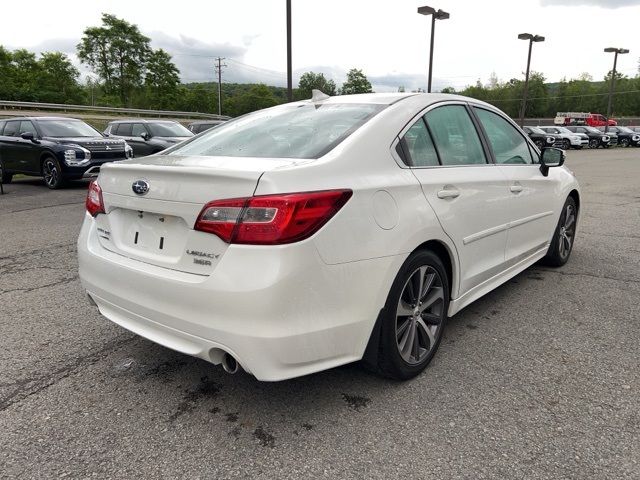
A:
[4, 121, 20, 137]
[0, 121, 5, 135]
[424, 105, 486, 166]
[132, 123, 147, 137]
[474, 108, 533, 165]
[116, 123, 133, 136]
[19, 121, 37, 136]
[401, 119, 439, 167]
[172, 103, 384, 159]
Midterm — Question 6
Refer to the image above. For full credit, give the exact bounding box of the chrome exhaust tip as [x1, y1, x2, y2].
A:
[221, 353, 239, 374]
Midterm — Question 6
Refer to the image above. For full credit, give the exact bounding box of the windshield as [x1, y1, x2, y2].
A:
[170, 103, 385, 159]
[616, 126, 633, 133]
[528, 127, 546, 135]
[584, 126, 601, 134]
[556, 127, 572, 134]
[148, 122, 193, 137]
[37, 120, 101, 137]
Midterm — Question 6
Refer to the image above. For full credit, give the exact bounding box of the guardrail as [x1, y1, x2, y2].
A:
[0, 100, 231, 121]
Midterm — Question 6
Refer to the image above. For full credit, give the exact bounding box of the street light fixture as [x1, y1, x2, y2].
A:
[418, 5, 450, 93]
[517, 33, 545, 127]
[603, 47, 629, 133]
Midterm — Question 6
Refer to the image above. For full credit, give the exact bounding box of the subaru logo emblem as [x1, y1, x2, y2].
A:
[132, 180, 149, 196]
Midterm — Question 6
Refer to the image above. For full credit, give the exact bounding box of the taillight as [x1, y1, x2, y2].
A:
[86, 181, 105, 217]
[194, 190, 352, 245]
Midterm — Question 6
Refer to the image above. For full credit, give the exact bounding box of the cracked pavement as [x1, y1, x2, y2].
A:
[0, 150, 639, 479]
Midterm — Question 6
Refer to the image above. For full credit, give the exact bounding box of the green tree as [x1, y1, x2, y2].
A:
[0, 46, 17, 99]
[340, 68, 372, 95]
[77, 13, 151, 105]
[223, 84, 279, 116]
[37, 52, 82, 103]
[297, 71, 337, 99]
[145, 49, 181, 109]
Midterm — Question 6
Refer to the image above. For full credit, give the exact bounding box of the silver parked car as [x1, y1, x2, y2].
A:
[538, 126, 587, 150]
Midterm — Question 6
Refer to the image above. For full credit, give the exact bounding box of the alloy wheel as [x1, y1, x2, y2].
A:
[43, 159, 59, 188]
[589, 139, 599, 149]
[558, 204, 576, 259]
[395, 266, 445, 365]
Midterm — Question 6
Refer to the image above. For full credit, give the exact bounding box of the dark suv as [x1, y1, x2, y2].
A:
[522, 126, 559, 149]
[104, 119, 193, 157]
[596, 126, 640, 147]
[0, 117, 132, 189]
[565, 125, 615, 148]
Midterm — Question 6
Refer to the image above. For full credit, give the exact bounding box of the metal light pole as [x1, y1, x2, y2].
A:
[417, 6, 450, 93]
[517, 33, 545, 127]
[286, 0, 293, 102]
[604, 47, 629, 133]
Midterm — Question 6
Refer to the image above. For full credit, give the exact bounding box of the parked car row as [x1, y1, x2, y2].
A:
[522, 123, 640, 149]
[0, 116, 226, 188]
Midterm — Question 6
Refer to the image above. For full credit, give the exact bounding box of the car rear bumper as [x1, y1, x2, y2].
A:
[77, 214, 402, 381]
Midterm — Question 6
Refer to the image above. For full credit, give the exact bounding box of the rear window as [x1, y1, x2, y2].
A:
[170, 103, 385, 159]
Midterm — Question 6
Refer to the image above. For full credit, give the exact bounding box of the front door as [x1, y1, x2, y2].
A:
[402, 103, 513, 296]
[471, 106, 559, 265]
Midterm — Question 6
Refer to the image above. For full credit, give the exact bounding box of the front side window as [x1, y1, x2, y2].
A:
[400, 119, 439, 167]
[171, 103, 385, 159]
[19, 121, 37, 136]
[474, 108, 533, 165]
[424, 105, 486, 166]
[132, 123, 147, 137]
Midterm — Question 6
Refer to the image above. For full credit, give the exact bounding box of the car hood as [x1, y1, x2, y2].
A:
[43, 136, 126, 148]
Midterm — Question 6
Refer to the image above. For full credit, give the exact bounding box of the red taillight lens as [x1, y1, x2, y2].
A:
[86, 181, 105, 217]
[194, 189, 352, 245]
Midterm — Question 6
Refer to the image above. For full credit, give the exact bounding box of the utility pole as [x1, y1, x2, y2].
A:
[214, 57, 227, 116]
[604, 47, 629, 133]
[286, 0, 293, 101]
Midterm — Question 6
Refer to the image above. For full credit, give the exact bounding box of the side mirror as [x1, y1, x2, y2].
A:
[21, 131, 37, 142]
[540, 147, 565, 177]
[141, 132, 150, 141]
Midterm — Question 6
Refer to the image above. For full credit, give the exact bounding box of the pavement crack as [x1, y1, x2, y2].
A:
[4, 200, 84, 214]
[533, 268, 640, 285]
[0, 275, 80, 296]
[0, 334, 137, 411]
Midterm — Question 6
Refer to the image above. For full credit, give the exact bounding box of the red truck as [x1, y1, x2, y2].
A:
[554, 112, 617, 127]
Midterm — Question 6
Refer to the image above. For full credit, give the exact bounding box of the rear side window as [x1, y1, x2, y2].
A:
[116, 123, 133, 136]
[401, 119, 439, 167]
[474, 108, 533, 165]
[171, 103, 385, 159]
[424, 105, 486, 166]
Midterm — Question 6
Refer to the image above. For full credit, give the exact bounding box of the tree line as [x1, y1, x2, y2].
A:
[1, 13, 638, 118]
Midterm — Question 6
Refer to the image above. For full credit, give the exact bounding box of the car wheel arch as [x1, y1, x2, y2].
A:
[39, 150, 59, 173]
[411, 239, 457, 300]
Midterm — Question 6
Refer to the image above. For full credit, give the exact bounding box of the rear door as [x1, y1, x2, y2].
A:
[402, 103, 512, 295]
[472, 106, 559, 265]
[1, 121, 23, 171]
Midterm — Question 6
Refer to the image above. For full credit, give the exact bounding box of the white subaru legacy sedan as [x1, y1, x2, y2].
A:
[78, 93, 580, 381]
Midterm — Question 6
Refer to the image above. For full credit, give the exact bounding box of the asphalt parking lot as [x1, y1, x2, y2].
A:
[1, 148, 638, 479]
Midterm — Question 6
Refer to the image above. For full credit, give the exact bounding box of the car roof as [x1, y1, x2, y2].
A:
[108, 119, 180, 124]
[1, 116, 82, 122]
[188, 120, 225, 125]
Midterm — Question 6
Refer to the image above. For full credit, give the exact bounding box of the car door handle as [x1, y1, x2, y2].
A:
[510, 184, 523, 193]
[437, 189, 460, 199]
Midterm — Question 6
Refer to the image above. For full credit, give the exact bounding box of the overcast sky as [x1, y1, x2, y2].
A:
[2, 0, 639, 92]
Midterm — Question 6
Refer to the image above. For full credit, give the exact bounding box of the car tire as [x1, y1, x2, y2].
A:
[374, 250, 449, 380]
[620, 138, 630, 147]
[0, 157, 13, 184]
[42, 156, 65, 189]
[588, 139, 599, 149]
[541, 196, 577, 268]
[562, 139, 571, 150]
